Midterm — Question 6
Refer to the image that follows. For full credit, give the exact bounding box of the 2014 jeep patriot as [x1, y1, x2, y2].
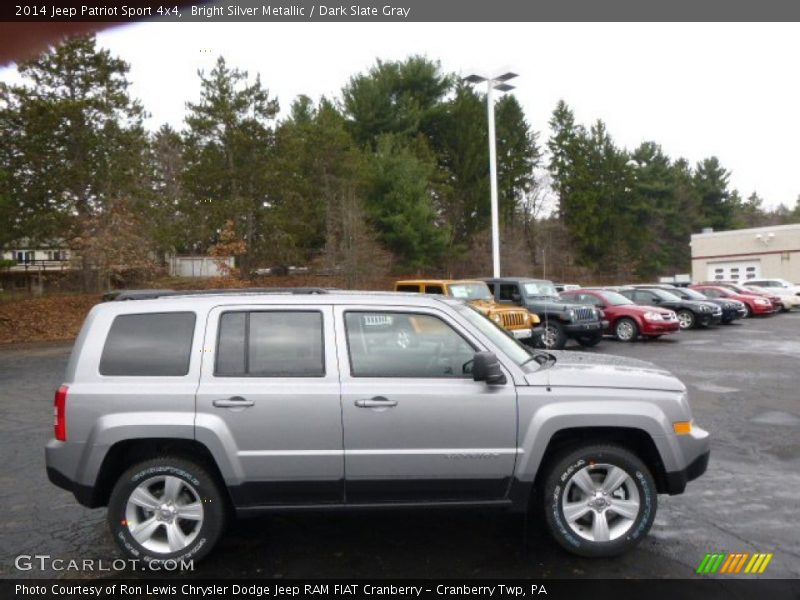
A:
[46, 289, 709, 563]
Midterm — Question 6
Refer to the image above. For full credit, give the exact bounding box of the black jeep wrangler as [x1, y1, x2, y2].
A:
[484, 277, 605, 349]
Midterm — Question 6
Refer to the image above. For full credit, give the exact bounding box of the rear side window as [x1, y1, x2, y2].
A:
[396, 284, 420, 292]
[216, 311, 324, 377]
[100, 312, 196, 376]
[424, 285, 444, 294]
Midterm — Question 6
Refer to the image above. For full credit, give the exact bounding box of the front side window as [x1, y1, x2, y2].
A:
[523, 282, 558, 298]
[498, 284, 521, 301]
[448, 282, 493, 301]
[100, 312, 196, 376]
[216, 311, 324, 377]
[601, 291, 634, 306]
[345, 312, 475, 378]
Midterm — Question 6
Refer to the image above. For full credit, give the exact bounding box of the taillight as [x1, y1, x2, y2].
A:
[54, 385, 68, 441]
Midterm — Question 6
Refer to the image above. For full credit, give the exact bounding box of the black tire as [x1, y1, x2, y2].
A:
[676, 309, 696, 330]
[576, 332, 602, 347]
[614, 318, 639, 342]
[541, 444, 657, 558]
[539, 321, 568, 350]
[108, 457, 226, 564]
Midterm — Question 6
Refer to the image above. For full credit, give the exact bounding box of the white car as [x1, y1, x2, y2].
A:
[747, 278, 800, 294]
[744, 280, 800, 311]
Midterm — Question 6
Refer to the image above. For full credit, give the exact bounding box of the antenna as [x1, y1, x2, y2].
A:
[541, 245, 552, 391]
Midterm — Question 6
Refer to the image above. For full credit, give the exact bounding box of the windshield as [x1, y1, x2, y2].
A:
[523, 282, 558, 298]
[601, 291, 634, 306]
[651, 289, 682, 301]
[455, 304, 537, 368]
[449, 282, 493, 301]
[680, 288, 708, 301]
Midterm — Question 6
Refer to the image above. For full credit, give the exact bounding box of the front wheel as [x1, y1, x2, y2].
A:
[541, 444, 657, 557]
[539, 321, 568, 350]
[614, 318, 639, 342]
[676, 310, 696, 330]
[108, 457, 226, 564]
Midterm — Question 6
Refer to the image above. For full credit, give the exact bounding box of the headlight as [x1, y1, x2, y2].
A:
[755, 298, 770, 305]
[644, 311, 662, 321]
[491, 313, 502, 323]
[700, 305, 710, 312]
[567, 309, 575, 321]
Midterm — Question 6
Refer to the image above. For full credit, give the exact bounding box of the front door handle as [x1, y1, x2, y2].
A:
[213, 396, 255, 408]
[354, 396, 398, 408]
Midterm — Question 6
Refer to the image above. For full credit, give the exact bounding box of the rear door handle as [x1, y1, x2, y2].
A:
[213, 396, 255, 408]
[354, 396, 398, 408]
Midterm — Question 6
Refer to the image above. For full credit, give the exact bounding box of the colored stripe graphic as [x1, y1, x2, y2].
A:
[697, 552, 772, 575]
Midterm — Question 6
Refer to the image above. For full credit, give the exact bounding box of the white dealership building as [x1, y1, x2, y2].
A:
[690, 223, 800, 283]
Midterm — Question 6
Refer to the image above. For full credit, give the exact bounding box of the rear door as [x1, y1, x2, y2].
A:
[334, 305, 518, 503]
[195, 304, 343, 507]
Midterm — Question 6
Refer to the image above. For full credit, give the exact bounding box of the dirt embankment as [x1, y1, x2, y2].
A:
[0, 274, 403, 345]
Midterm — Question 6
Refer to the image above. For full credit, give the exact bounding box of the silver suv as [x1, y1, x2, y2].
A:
[46, 289, 709, 563]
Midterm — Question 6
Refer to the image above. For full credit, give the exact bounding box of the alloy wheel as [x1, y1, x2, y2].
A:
[561, 463, 641, 542]
[124, 475, 204, 554]
[677, 311, 694, 329]
[616, 321, 635, 341]
[542, 325, 558, 348]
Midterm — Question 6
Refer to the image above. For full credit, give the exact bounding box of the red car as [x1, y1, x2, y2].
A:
[690, 284, 775, 317]
[702, 282, 783, 312]
[560, 288, 680, 342]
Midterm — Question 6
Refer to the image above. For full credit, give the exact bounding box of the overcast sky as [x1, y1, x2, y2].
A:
[2, 22, 798, 208]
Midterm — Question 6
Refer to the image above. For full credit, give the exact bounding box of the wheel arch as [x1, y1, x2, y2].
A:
[90, 438, 232, 509]
[511, 425, 670, 512]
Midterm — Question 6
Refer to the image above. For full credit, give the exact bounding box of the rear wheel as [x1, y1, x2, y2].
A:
[108, 457, 225, 564]
[614, 318, 638, 342]
[541, 444, 657, 557]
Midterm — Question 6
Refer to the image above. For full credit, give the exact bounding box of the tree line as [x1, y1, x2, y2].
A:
[1, 36, 798, 290]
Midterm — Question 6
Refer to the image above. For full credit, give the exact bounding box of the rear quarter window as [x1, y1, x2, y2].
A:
[99, 312, 196, 376]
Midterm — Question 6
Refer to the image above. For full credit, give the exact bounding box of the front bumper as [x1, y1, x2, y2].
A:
[699, 312, 723, 326]
[510, 327, 533, 340]
[564, 320, 603, 336]
[663, 422, 711, 495]
[664, 450, 710, 495]
[640, 320, 681, 335]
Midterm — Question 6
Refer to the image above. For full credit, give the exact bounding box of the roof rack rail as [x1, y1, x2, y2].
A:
[103, 288, 334, 302]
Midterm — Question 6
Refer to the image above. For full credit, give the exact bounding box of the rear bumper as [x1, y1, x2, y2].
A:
[46, 465, 97, 507]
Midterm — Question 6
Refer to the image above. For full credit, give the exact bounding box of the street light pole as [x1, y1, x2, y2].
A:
[464, 71, 518, 279]
[486, 79, 500, 279]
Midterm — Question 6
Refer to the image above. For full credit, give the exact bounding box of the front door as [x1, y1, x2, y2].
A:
[335, 305, 518, 503]
[196, 305, 343, 507]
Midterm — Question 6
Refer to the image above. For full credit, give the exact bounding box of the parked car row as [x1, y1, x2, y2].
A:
[394, 276, 797, 348]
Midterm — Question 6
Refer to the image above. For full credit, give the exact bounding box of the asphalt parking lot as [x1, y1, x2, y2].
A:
[1, 312, 799, 580]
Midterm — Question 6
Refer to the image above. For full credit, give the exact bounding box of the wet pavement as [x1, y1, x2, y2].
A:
[1, 313, 798, 580]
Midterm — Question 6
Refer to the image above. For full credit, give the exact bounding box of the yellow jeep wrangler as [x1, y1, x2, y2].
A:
[394, 279, 540, 343]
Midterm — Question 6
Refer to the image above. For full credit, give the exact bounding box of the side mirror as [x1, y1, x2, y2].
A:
[472, 351, 507, 385]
